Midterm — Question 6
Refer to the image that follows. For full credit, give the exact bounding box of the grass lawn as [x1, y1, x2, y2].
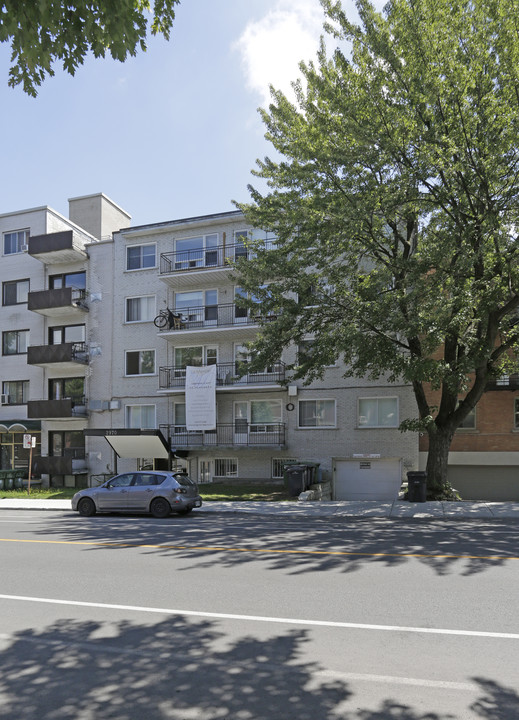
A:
[0, 483, 294, 502]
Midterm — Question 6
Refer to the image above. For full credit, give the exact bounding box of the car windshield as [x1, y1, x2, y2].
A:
[175, 473, 195, 486]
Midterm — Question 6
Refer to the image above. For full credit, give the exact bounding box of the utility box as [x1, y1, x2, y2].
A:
[284, 462, 321, 497]
[407, 471, 427, 502]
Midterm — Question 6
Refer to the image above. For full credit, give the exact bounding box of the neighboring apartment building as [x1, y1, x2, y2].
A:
[0, 194, 130, 487]
[419, 378, 519, 500]
[1, 195, 418, 498]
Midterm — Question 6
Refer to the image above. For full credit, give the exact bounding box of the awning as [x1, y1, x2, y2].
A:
[84, 429, 170, 459]
[0, 420, 41, 433]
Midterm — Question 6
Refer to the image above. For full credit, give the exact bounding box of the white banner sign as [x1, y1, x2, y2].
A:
[185, 364, 217, 431]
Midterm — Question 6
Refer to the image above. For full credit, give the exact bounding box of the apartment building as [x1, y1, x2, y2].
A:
[1, 195, 418, 498]
[0, 194, 130, 487]
[84, 210, 418, 498]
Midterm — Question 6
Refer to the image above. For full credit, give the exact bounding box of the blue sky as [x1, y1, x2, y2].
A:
[0, 0, 339, 227]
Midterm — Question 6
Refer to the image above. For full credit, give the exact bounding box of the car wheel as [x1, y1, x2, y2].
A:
[150, 497, 171, 518]
[77, 497, 96, 517]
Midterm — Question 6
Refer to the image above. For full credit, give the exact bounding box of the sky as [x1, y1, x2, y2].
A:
[0, 0, 350, 228]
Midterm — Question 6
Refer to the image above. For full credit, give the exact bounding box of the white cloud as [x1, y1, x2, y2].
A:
[234, 0, 326, 107]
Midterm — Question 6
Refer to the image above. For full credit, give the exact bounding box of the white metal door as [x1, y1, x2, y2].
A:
[334, 458, 402, 500]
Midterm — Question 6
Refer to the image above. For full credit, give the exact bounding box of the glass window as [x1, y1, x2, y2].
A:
[126, 244, 156, 270]
[125, 350, 156, 375]
[174, 346, 203, 368]
[2, 330, 29, 355]
[250, 400, 282, 424]
[3, 230, 28, 255]
[174, 403, 186, 429]
[214, 458, 238, 477]
[49, 325, 85, 345]
[3, 279, 29, 306]
[109, 474, 134, 487]
[175, 235, 218, 269]
[126, 405, 156, 429]
[358, 398, 398, 428]
[458, 405, 476, 429]
[299, 399, 336, 428]
[49, 377, 85, 401]
[50, 272, 86, 289]
[126, 295, 155, 322]
[272, 458, 297, 479]
[2, 381, 29, 405]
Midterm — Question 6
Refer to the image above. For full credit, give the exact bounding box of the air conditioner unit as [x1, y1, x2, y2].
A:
[0, 394, 9, 405]
[20, 244, 29, 252]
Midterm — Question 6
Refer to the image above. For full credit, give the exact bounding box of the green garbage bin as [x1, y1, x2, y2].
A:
[0, 478, 4, 491]
[5, 477, 14, 490]
[14, 477, 23, 490]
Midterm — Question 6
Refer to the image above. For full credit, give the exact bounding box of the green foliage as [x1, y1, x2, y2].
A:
[235, 0, 519, 490]
[0, 0, 180, 95]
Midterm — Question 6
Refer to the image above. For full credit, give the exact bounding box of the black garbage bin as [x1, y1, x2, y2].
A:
[407, 471, 427, 502]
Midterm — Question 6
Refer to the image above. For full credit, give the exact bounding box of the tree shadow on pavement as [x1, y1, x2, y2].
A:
[0, 616, 516, 720]
[26, 513, 519, 577]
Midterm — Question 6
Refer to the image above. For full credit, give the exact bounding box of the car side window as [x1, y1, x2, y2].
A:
[108, 474, 134, 488]
[134, 474, 158, 487]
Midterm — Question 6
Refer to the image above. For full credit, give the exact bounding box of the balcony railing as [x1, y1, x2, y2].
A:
[486, 375, 519, 390]
[32, 454, 87, 476]
[159, 362, 285, 389]
[27, 341, 88, 366]
[160, 423, 286, 447]
[28, 286, 88, 314]
[156, 303, 276, 332]
[27, 397, 88, 419]
[159, 240, 276, 275]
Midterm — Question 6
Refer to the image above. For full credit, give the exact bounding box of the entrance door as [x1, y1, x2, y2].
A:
[200, 460, 211, 484]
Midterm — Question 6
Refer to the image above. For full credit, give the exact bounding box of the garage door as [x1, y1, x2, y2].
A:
[334, 458, 402, 500]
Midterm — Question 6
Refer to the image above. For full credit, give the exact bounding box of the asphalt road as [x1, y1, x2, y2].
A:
[0, 510, 518, 720]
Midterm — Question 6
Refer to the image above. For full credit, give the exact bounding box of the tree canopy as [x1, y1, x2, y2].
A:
[236, 0, 519, 496]
[0, 0, 180, 96]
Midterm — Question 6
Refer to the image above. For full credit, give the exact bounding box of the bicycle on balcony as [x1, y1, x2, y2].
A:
[153, 309, 185, 330]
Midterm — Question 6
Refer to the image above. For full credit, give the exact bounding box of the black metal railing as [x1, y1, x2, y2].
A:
[486, 374, 519, 390]
[159, 240, 276, 274]
[156, 303, 277, 331]
[159, 362, 285, 389]
[160, 423, 286, 447]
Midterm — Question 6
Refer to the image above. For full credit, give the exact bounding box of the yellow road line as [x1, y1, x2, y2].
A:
[0, 537, 517, 560]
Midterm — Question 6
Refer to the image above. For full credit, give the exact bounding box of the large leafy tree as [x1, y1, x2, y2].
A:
[236, 0, 519, 498]
[0, 0, 179, 96]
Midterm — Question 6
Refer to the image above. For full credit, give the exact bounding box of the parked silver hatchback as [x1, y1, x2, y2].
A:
[71, 471, 202, 518]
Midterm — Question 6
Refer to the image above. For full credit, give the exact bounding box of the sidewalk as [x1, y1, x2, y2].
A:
[1, 497, 519, 519]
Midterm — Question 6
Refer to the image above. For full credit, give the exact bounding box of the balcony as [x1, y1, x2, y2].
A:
[156, 303, 276, 340]
[28, 230, 88, 263]
[32, 454, 88, 476]
[158, 362, 285, 392]
[160, 423, 286, 448]
[28, 286, 88, 317]
[159, 240, 276, 289]
[27, 397, 88, 419]
[27, 342, 88, 369]
[486, 375, 519, 391]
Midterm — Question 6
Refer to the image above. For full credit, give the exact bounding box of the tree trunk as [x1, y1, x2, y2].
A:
[425, 426, 457, 499]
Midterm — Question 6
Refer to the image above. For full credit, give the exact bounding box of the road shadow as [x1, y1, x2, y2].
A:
[24, 512, 519, 577]
[0, 615, 516, 719]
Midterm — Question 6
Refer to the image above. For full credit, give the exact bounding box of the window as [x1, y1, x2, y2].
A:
[2, 330, 29, 355]
[50, 431, 85, 459]
[299, 399, 336, 428]
[358, 397, 398, 428]
[126, 405, 156, 429]
[2, 380, 29, 405]
[125, 295, 155, 323]
[214, 458, 238, 477]
[174, 346, 217, 368]
[175, 234, 218, 269]
[0, 431, 40, 470]
[458, 406, 476, 429]
[515, 399, 519, 429]
[49, 377, 85, 401]
[50, 271, 86, 289]
[49, 325, 85, 345]
[272, 458, 297, 479]
[126, 244, 156, 271]
[125, 349, 156, 376]
[175, 289, 217, 323]
[3, 279, 29, 306]
[3, 230, 28, 255]
[234, 400, 282, 431]
[173, 403, 186, 432]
